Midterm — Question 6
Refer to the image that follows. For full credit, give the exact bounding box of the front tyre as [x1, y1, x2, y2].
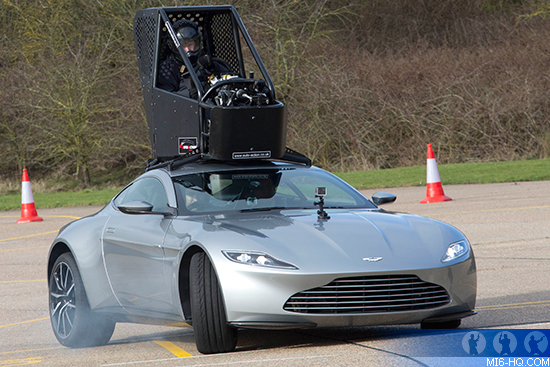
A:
[190, 252, 237, 354]
[49, 252, 115, 347]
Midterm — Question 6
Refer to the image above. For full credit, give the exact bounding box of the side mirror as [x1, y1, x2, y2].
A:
[119, 201, 177, 216]
[118, 201, 154, 214]
[372, 192, 397, 206]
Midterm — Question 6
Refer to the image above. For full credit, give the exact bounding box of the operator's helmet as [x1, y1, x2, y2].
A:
[170, 19, 203, 64]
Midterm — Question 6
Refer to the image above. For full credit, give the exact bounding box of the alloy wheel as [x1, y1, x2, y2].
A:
[50, 261, 76, 339]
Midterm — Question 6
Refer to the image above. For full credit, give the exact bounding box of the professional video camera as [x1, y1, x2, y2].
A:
[134, 6, 309, 169]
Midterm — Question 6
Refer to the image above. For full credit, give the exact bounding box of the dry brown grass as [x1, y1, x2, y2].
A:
[0, 177, 62, 196]
[276, 1, 550, 171]
[1, 0, 549, 178]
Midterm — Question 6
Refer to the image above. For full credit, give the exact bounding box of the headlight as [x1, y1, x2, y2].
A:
[222, 250, 298, 270]
[441, 240, 470, 263]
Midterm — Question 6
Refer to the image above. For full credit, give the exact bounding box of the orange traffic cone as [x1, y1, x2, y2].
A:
[420, 144, 452, 204]
[16, 169, 43, 223]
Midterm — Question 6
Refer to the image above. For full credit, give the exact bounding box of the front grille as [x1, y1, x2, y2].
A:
[283, 275, 450, 314]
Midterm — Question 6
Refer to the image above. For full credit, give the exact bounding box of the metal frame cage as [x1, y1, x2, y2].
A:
[134, 6, 296, 166]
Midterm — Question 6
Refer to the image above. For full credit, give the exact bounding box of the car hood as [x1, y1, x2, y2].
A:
[190, 209, 468, 273]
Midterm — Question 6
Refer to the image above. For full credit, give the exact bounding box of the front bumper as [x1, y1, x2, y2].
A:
[217, 253, 476, 329]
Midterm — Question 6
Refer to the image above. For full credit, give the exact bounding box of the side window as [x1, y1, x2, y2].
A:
[113, 185, 130, 208]
[115, 177, 169, 212]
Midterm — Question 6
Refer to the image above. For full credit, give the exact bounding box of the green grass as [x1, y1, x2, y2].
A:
[0, 189, 121, 211]
[2, 158, 550, 211]
[335, 158, 550, 189]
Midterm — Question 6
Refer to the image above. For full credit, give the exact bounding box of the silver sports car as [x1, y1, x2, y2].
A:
[47, 159, 476, 354]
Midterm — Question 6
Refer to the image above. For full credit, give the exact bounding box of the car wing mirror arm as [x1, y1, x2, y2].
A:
[160, 205, 178, 217]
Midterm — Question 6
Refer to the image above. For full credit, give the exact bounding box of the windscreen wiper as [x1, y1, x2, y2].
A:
[240, 206, 288, 213]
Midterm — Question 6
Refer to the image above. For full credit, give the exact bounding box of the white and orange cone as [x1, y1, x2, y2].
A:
[420, 144, 452, 204]
[16, 169, 43, 223]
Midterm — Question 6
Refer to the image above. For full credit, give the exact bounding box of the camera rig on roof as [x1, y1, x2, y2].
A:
[133, 5, 311, 170]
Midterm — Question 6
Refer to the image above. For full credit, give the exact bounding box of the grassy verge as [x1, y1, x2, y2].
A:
[335, 158, 550, 189]
[1, 158, 550, 211]
[0, 189, 121, 211]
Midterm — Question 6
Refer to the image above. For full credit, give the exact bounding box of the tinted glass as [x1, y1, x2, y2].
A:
[173, 167, 374, 214]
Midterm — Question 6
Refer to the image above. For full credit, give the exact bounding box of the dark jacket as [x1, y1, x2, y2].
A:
[157, 53, 230, 98]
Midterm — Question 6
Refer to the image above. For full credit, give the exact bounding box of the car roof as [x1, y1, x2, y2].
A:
[159, 159, 314, 178]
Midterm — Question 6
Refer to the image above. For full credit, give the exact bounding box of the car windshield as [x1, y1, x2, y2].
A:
[173, 167, 375, 214]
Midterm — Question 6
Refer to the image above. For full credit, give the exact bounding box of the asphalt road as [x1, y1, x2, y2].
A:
[1, 181, 549, 366]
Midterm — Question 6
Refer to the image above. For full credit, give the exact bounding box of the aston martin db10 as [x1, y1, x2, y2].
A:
[47, 160, 476, 354]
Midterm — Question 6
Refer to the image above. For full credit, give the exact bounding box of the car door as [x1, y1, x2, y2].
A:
[102, 176, 175, 316]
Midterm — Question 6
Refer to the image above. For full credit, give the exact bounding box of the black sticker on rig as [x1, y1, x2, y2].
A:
[232, 151, 272, 159]
[179, 137, 198, 154]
